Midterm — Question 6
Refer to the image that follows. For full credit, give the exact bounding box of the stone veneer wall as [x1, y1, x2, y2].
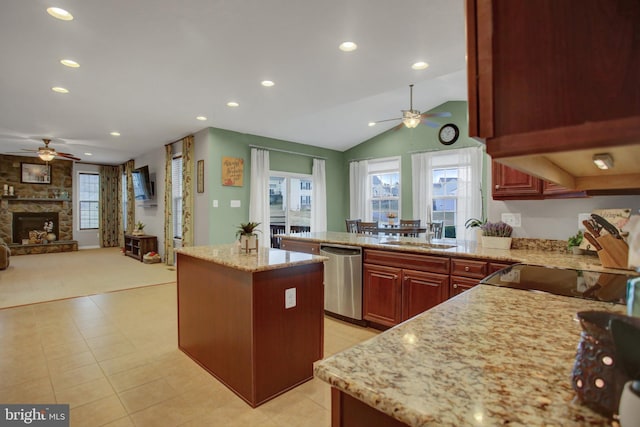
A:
[0, 154, 74, 243]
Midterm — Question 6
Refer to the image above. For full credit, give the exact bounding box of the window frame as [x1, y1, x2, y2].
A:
[269, 171, 313, 233]
[78, 172, 100, 230]
[367, 157, 401, 224]
[172, 155, 183, 239]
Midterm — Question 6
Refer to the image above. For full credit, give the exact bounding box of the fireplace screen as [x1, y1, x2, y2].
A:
[12, 212, 60, 244]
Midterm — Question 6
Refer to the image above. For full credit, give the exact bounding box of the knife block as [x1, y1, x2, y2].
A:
[596, 234, 629, 269]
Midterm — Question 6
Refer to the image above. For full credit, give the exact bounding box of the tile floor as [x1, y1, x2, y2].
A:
[0, 283, 378, 426]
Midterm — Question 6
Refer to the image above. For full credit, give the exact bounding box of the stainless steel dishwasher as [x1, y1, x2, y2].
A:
[320, 244, 363, 321]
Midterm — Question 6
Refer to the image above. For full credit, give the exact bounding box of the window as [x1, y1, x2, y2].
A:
[172, 156, 183, 238]
[432, 167, 459, 227]
[368, 158, 400, 224]
[79, 173, 99, 229]
[269, 173, 312, 233]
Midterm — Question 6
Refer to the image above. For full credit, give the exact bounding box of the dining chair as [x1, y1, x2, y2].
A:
[400, 219, 421, 237]
[357, 221, 378, 234]
[430, 222, 444, 239]
[345, 219, 361, 233]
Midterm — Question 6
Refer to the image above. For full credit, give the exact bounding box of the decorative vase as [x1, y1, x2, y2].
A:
[132, 229, 144, 236]
[388, 218, 395, 225]
[571, 246, 583, 255]
[46, 233, 57, 242]
[475, 228, 483, 246]
[481, 236, 512, 249]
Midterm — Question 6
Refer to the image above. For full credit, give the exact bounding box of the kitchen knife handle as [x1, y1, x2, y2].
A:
[583, 220, 600, 237]
[584, 232, 602, 251]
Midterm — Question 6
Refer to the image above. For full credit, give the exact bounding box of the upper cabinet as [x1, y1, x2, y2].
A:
[492, 161, 587, 200]
[467, 0, 640, 192]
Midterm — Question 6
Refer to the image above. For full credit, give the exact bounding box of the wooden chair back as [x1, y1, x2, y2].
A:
[400, 219, 421, 236]
[358, 221, 378, 234]
[430, 222, 444, 239]
[345, 219, 361, 233]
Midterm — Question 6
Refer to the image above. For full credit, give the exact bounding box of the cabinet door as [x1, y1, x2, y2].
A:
[542, 181, 587, 199]
[363, 264, 402, 327]
[401, 270, 448, 321]
[280, 239, 320, 255]
[488, 262, 513, 274]
[492, 161, 542, 199]
[449, 276, 480, 298]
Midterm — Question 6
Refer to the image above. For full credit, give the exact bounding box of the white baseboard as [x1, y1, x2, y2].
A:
[79, 245, 100, 250]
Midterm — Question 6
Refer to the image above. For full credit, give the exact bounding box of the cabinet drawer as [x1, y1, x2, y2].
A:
[364, 249, 449, 274]
[488, 262, 514, 274]
[280, 239, 320, 255]
[450, 258, 488, 279]
[449, 276, 480, 298]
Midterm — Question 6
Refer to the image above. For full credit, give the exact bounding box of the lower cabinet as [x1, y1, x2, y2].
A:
[363, 250, 450, 328]
[449, 258, 515, 298]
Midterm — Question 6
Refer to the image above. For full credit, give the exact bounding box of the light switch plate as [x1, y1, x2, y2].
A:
[230, 200, 241, 208]
[285, 288, 296, 309]
[213, 200, 218, 208]
[501, 213, 521, 227]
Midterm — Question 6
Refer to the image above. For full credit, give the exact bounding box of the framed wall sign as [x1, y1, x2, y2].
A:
[197, 159, 204, 193]
[222, 157, 244, 187]
[21, 163, 51, 184]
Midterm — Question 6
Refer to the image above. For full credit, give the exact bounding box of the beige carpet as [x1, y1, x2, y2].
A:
[0, 247, 176, 308]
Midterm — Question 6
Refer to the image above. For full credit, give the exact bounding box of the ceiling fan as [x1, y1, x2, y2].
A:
[371, 84, 451, 130]
[14, 138, 81, 161]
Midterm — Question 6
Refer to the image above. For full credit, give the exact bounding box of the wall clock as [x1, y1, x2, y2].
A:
[438, 123, 459, 145]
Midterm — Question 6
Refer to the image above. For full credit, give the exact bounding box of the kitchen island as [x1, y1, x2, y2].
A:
[314, 284, 624, 426]
[176, 244, 326, 407]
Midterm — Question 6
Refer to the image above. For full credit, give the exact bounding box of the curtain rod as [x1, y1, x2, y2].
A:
[249, 145, 327, 160]
[348, 157, 374, 163]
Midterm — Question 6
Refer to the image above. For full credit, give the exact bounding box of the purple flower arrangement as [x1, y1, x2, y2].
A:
[480, 221, 513, 237]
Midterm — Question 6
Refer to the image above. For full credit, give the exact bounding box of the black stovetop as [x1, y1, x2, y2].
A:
[480, 264, 637, 305]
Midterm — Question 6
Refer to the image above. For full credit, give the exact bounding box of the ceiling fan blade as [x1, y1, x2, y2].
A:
[420, 112, 452, 118]
[21, 148, 38, 152]
[391, 122, 405, 131]
[57, 152, 81, 161]
[374, 117, 402, 124]
[422, 120, 440, 128]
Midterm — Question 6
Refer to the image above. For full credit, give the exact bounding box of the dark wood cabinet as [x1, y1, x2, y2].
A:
[492, 161, 586, 200]
[402, 270, 449, 320]
[449, 276, 479, 298]
[467, 0, 640, 155]
[363, 264, 402, 327]
[280, 239, 320, 255]
[363, 250, 449, 328]
[124, 234, 157, 262]
[449, 257, 514, 298]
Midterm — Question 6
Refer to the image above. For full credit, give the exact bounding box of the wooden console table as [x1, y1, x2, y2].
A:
[124, 234, 157, 262]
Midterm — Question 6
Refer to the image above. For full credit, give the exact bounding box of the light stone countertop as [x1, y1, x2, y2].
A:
[281, 231, 632, 274]
[314, 284, 624, 426]
[176, 243, 327, 272]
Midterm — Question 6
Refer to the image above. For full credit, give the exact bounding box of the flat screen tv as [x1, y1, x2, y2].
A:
[132, 165, 154, 200]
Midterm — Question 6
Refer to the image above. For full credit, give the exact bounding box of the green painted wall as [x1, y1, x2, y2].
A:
[204, 128, 346, 243]
[342, 101, 487, 221]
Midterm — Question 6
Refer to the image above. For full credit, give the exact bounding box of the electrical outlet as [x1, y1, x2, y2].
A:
[500, 269, 521, 283]
[501, 213, 521, 227]
[578, 213, 591, 230]
[230, 200, 241, 208]
[213, 200, 218, 208]
[285, 288, 296, 309]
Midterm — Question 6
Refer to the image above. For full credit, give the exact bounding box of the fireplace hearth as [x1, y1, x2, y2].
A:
[12, 212, 60, 244]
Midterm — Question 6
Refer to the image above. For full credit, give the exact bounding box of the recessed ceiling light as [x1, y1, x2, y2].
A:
[261, 80, 275, 87]
[110, 131, 120, 136]
[60, 59, 80, 68]
[196, 116, 207, 121]
[51, 86, 69, 93]
[84, 152, 93, 156]
[227, 101, 239, 107]
[412, 61, 429, 70]
[339, 41, 358, 52]
[368, 122, 376, 127]
[47, 7, 73, 21]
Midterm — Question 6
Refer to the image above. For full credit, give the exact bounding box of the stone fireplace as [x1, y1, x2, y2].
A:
[12, 212, 60, 244]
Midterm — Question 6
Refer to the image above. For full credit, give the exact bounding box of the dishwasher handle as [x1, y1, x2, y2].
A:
[320, 245, 361, 256]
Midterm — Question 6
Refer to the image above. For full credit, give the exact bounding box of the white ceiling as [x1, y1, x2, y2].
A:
[0, 0, 467, 165]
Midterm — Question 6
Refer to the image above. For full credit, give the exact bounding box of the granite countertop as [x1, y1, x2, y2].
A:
[281, 231, 631, 274]
[314, 284, 624, 426]
[176, 244, 327, 272]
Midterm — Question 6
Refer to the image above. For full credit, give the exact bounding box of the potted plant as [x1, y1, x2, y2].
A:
[465, 217, 486, 245]
[133, 221, 145, 236]
[567, 231, 584, 255]
[480, 221, 513, 249]
[236, 222, 261, 252]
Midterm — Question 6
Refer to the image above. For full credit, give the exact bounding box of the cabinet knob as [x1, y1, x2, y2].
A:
[453, 284, 458, 289]
[495, 184, 500, 190]
[464, 266, 470, 272]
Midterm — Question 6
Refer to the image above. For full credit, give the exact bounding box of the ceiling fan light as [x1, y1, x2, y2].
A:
[39, 152, 56, 161]
[593, 153, 614, 170]
[403, 117, 421, 128]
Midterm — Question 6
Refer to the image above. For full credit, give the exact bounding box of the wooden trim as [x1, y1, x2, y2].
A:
[476, 0, 494, 138]
[487, 115, 640, 158]
[465, 0, 479, 137]
[576, 173, 640, 191]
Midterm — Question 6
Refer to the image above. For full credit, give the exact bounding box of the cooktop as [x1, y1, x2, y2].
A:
[480, 264, 638, 305]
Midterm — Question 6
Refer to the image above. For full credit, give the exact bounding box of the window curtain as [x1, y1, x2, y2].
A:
[164, 144, 173, 265]
[311, 158, 327, 232]
[249, 148, 270, 247]
[99, 165, 121, 247]
[124, 159, 135, 234]
[117, 164, 125, 247]
[181, 135, 194, 247]
[349, 160, 369, 221]
[411, 147, 483, 242]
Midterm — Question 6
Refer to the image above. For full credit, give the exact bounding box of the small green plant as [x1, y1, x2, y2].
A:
[135, 221, 145, 231]
[567, 230, 584, 249]
[464, 217, 486, 229]
[236, 222, 261, 239]
[480, 221, 513, 237]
